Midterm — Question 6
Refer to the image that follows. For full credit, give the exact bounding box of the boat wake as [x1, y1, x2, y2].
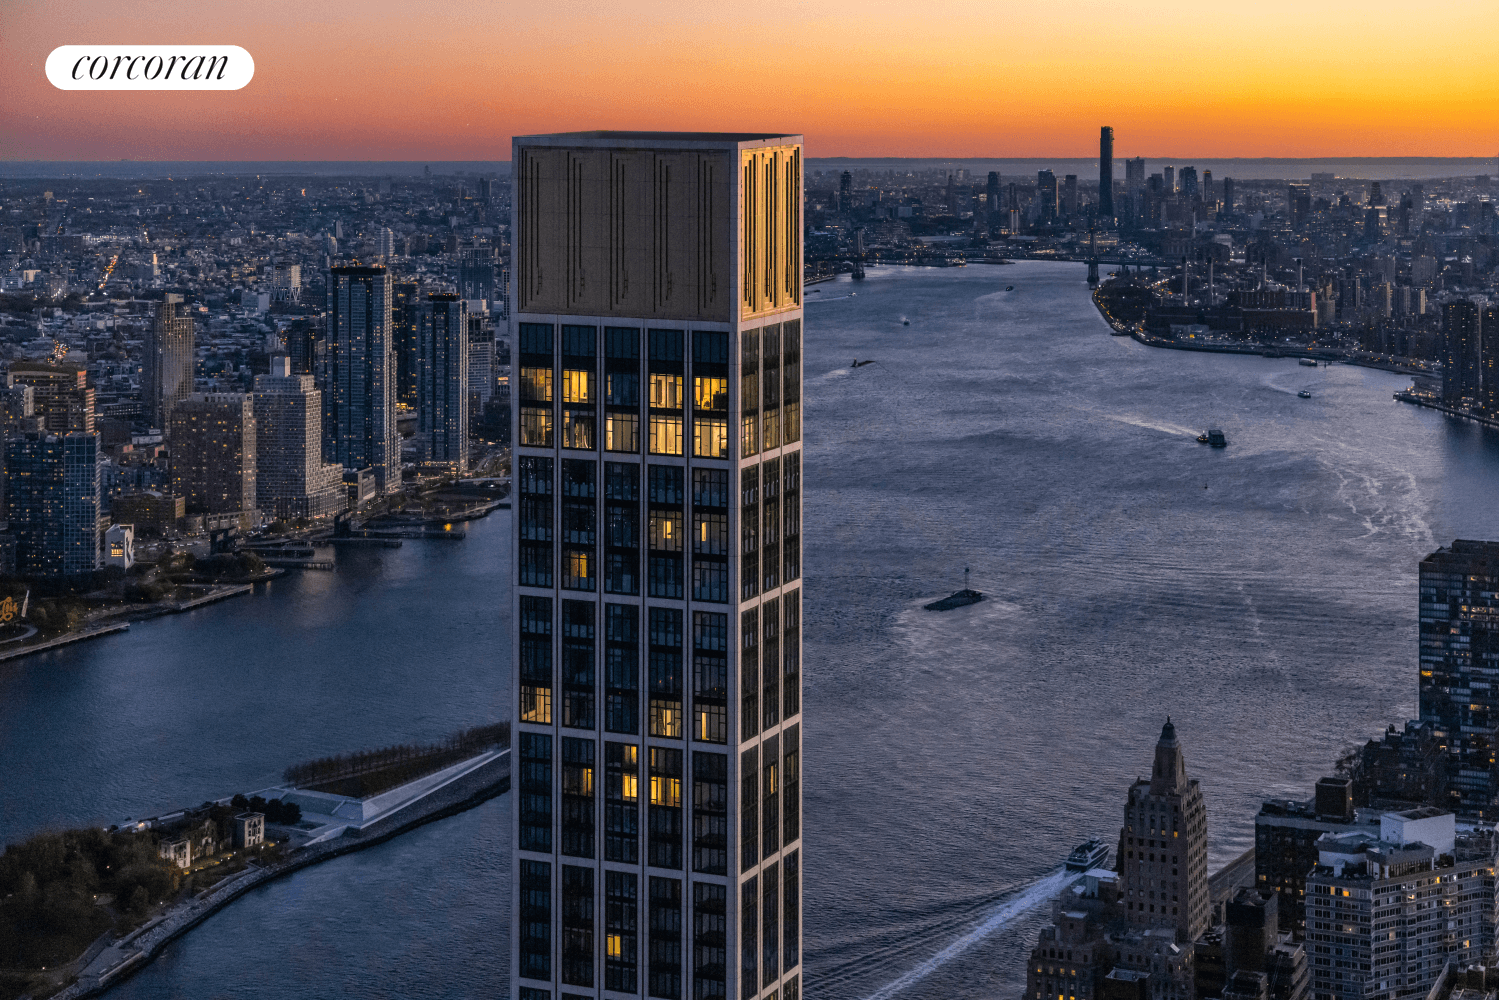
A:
[852, 868, 1069, 1000]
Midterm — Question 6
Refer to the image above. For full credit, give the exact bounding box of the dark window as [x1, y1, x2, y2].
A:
[740, 466, 759, 600]
[604, 462, 640, 596]
[762, 457, 780, 592]
[562, 324, 597, 359]
[649, 608, 684, 739]
[562, 864, 595, 987]
[607, 327, 641, 361]
[783, 319, 801, 445]
[783, 452, 800, 581]
[693, 752, 728, 875]
[520, 733, 552, 854]
[692, 468, 729, 510]
[521, 989, 551, 1000]
[783, 590, 799, 718]
[693, 330, 729, 366]
[649, 746, 684, 870]
[561, 736, 595, 859]
[693, 612, 728, 744]
[762, 599, 780, 729]
[606, 869, 639, 993]
[762, 862, 779, 985]
[605, 603, 639, 735]
[650, 555, 684, 599]
[741, 608, 759, 741]
[741, 875, 757, 1000]
[520, 596, 553, 726]
[520, 322, 554, 358]
[649, 876, 683, 1000]
[783, 724, 800, 848]
[520, 457, 555, 589]
[693, 882, 728, 1000]
[520, 859, 553, 981]
[520, 456, 554, 496]
[606, 741, 640, 864]
[649, 465, 685, 504]
[649, 329, 685, 364]
[784, 850, 799, 970]
[762, 733, 780, 857]
[562, 601, 595, 730]
[741, 746, 758, 872]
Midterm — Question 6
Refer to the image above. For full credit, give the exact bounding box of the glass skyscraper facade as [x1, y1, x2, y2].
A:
[511, 131, 804, 1000]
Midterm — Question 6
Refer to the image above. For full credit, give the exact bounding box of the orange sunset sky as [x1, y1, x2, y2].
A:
[2, 0, 1496, 161]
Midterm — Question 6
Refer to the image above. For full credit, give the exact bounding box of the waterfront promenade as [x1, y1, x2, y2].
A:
[51, 749, 509, 999]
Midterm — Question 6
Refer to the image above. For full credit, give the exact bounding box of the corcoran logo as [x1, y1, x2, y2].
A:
[45, 46, 254, 90]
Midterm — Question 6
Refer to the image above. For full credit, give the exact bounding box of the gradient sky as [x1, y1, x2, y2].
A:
[2, 0, 1496, 160]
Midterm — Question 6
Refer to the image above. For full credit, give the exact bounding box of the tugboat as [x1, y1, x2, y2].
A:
[1299, 358, 1318, 367]
[1005, 285, 1015, 291]
[1065, 838, 1111, 874]
[901, 317, 910, 326]
[1195, 428, 1228, 447]
[1298, 390, 1312, 398]
[924, 567, 983, 611]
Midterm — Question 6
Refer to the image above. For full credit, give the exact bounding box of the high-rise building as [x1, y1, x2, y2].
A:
[1119, 719, 1210, 942]
[326, 264, 401, 495]
[6, 432, 101, 577]
[1483, 306, 1499, 414]
[1305, 811, 1498, 1000]
[393, 280, 423, 407]
[986, 171, 1001, 233]
[144, 293, 195, 433]
[1223, 177, 1236, 212]
[169, 393, 257, 527]
[1125, 156, 1146, 194]
[1419, 540, 1499, 816]
[1254, 777, 1376, 934]
[1063, 175, 1079, 217]
[1163, 165, 1176, 194]
[1037, 170, 1059, 223]
[252, 356, 345, 520]
[510, 131, 805, 1000]
[1201, 170, 1214, 203]
[460, 246, 499, 303]
[1442, 301, 1481, 405]
[418, 293, 470, 471]
[271, 263, 302, 304]
[470, 315, 496, 404]
[838, 169, 852, 215]
[1180, 166, 1198, 199]
[9, 364, 95, 434]
[375, 227, 396, 259]
[1099, 126, 1115, 218]
[1288, 184, 1311, 229]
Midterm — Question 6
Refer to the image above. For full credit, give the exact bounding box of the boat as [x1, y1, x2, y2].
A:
[1299, 358, 1318, 367]
[1203, 429, 1227, 447]
[1005, 285, 1014, 291]
[1298, 390, 1312, 398]
[924, 588, 982, 611]
[1065, 838, 1110, 874]
[850, 359, 876, 369]
[901, 318, 910, 326]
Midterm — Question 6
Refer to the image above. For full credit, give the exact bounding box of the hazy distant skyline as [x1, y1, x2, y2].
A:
[3, 0, 1496, 161]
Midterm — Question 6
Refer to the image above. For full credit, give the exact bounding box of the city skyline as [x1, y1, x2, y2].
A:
[3, 0, 1498, 161]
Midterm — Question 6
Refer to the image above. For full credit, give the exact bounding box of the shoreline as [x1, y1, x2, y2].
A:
[51, 750, 511, 1000]
[0, 582, 263, 666]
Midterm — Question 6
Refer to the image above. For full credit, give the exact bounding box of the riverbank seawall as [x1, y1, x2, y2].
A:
[53, 749, 510, 999]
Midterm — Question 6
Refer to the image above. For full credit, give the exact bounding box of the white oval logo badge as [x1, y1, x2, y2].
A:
[46, 46, 254, 90]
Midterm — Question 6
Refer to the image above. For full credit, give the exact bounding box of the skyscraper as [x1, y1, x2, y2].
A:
[6, 431, 101, 577]
[986, 171, 1001, 235]
[252, 356, 345, 520]
[1037, 169, 1058, 223]
[418, 292, 470, 471]
[1125, 156, 1146, 194]
[1179, 166, 1198, 199]
[1484, 306, 1499, 415]
[1223, 177, 1236, 212]
[1099, 126, 1115, 218]
[144, 293, 195, 433]
[393, 280, 422, 407]
[1118, 718, 1210, 943]
[169, 393, 257, 528]
[326, 264, 401, 495]
[1442, 300, 1481, 405]
[510, 131, 804, 1000]
[1062, 175, 1078, 217]
[1419, 540, 1499, 816]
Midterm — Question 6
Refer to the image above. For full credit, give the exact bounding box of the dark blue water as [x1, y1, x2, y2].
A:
[6, 262, 1499, 1000]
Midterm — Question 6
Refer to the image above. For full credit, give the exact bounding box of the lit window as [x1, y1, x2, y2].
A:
[693, 417, 728, 459]
[521, 367, 553, 402]
[649, 415, 683, 455]
[563, 369, 594, 404]
[650, 510, 683, 551]
[621, 772, 638, 802]
[650, 374, 683, 410]
[521, 408, 553, 447]
[694, 377, 727, 412]
[651, 700, 682, 739]
[650, 774, 682, 807]
[521, 685, 552, 724]
[607, 933, 623, 960]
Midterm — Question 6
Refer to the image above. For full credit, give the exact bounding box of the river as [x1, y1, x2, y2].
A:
[6, 261, 1499, 1000]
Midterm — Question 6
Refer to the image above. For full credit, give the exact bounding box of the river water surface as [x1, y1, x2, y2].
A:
[5, 261, 1499, 1000]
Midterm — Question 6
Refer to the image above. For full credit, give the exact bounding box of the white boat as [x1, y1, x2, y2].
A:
[1065, 838, 1110, 873]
